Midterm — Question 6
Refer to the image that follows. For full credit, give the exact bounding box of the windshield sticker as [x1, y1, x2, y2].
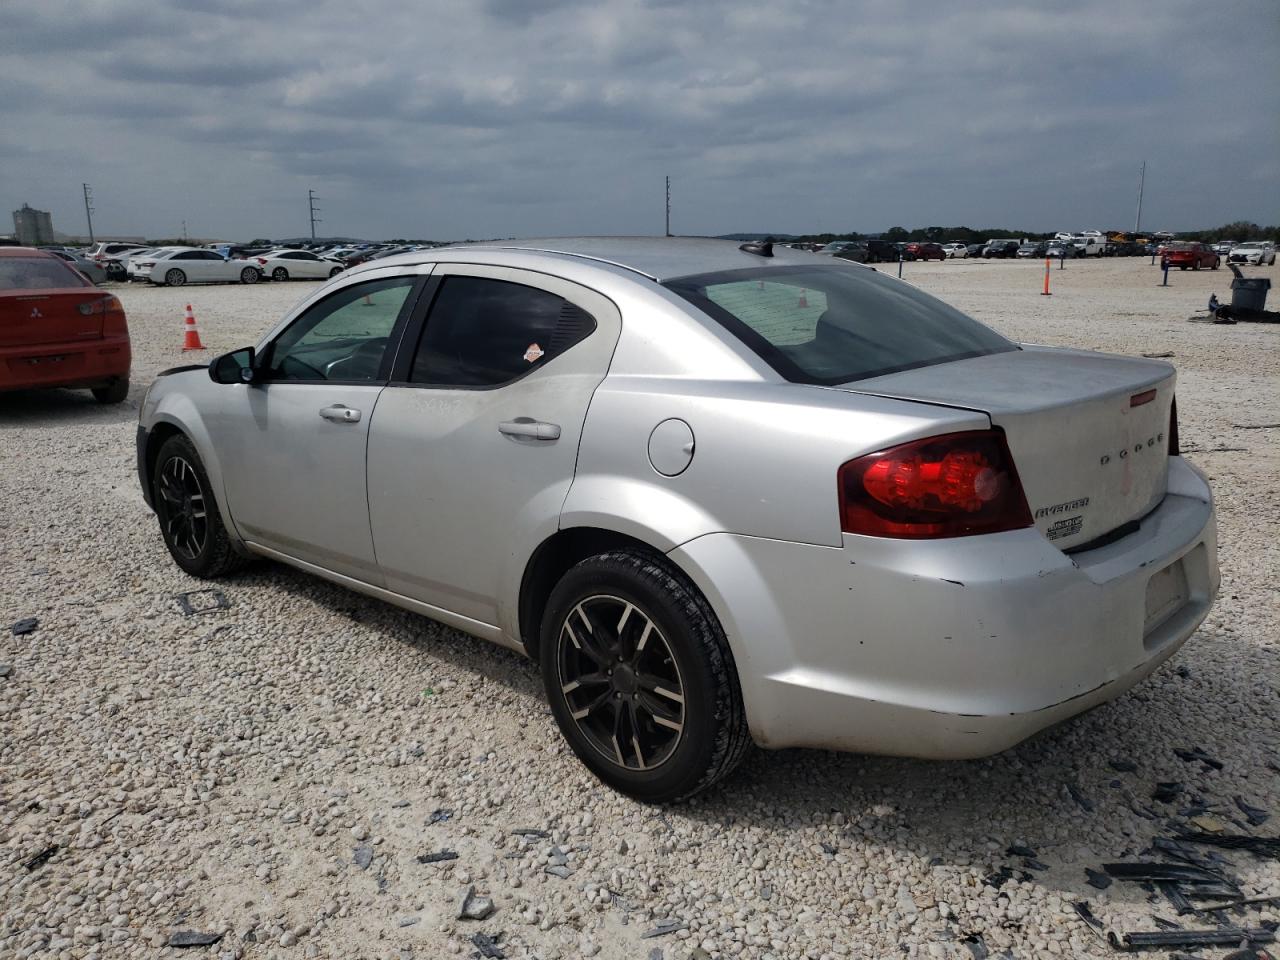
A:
[523, 343, 544, 363]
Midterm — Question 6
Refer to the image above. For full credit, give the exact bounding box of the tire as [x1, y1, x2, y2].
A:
[1192, 261, 1200, 271]
[539, 551, 750, 803]
[165, 269, 186, 287]
[152, 434, 246, 579]
[329, 266, 343, 278]
[240, 267, 259, 284]
[1211, 260, 1220, 271]
[272, 267, 288, 281]
[91, 379, 128, 404]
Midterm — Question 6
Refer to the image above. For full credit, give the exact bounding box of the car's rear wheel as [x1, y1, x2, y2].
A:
[539, 551, 750, 803]
[152, 434, 245, 579]
[272, 267, 288, 281]
[240, 267, 259, 284]
[165, 268, 186, 286]
[91, 379, 128, 404]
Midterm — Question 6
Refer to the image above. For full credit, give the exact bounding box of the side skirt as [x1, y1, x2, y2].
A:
[244, 541, 526, 655]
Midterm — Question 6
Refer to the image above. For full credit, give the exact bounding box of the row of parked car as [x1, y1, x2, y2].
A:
[30, 239, 445, 288]
[799, 231, 1280, 265]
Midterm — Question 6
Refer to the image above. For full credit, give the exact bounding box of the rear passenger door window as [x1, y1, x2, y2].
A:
[408, 276, 595, 387]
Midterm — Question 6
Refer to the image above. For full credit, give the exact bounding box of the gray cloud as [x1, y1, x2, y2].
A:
[3, 0, 1276, 241]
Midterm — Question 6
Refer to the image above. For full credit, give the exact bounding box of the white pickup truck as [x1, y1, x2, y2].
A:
[1070, 234, 1106, 257]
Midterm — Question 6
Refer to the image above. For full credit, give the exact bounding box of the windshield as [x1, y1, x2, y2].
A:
[663, 264, 1017, 385]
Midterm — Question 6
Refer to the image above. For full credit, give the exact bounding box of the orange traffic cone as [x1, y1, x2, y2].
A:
[797, 289, 809, 308]
[182, 304, 205, 351]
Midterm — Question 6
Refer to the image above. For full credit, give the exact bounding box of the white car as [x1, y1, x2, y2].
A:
[248, 249, 346, 281]
[126, 247, 180, 281]
[135, 247, 263, 286]
[941, 243, 968, 258]
[1227, 242, 1276, 266]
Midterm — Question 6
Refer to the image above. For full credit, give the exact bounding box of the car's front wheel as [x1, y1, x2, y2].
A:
[539, 551, 750, 803]
[152, 434, 245, 579]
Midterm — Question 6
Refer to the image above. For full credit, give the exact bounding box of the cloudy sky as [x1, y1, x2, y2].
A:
[4, 0, 1277, 242]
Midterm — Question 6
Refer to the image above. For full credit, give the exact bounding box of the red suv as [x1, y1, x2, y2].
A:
[904, 242, 946, 261]
[1, 248, 132, 403]
[1163, 242, 1220, 271]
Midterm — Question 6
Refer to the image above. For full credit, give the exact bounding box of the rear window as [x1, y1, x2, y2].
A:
[0, 257, 90, 289]
[663, 264, 1016, 385]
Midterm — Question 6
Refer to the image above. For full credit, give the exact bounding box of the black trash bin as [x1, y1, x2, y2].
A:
[1230, 276, 1271, 311]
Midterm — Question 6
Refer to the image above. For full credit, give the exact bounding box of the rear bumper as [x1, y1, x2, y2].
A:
[0, 335, 131, 393]
[669, 456, 1218, 757]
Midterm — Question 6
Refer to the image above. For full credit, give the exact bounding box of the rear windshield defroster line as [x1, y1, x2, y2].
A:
[663, 264, 1017, 386]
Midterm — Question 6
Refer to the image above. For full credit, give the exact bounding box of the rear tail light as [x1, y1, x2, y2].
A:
[256, 258, 268, 265]
[77, 294, 127, 333]
[1169, 397, 1180, 456]
[838, 430, 1033, 538]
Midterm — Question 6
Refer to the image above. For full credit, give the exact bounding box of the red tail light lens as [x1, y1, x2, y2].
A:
[256, 258, 268, 265]
[1169, 396, 1180, 455]
[838, 430, 1033, 538]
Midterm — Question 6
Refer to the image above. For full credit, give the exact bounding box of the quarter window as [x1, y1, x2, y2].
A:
[408, 276, 595, 387]
[267, 277, 417, 382]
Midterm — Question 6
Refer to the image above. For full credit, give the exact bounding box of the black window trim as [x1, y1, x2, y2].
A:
[255, 274, 429, 386]
[388, 271, 598, 392]
[663, 264, 1018, 387]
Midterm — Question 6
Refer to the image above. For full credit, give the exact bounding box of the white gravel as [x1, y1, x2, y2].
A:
[2, 258, 1278, 959]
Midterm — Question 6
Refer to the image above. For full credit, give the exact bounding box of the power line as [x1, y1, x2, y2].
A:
[82, 183, 95, 245]
[308, 189, 322, 240]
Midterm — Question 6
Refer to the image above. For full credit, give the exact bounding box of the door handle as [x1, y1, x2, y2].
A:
[319, 404, 362, 423]
[498, 417, 561, 441]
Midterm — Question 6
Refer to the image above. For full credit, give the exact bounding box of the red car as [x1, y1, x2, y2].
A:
[1, 248, 131, 403]
[903, 242, 946, 261]
[1163, 242, 1220, 271]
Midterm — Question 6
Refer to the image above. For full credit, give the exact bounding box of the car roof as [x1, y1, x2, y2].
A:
[0, 246, 56, 259]
[398, 236, 828, 282]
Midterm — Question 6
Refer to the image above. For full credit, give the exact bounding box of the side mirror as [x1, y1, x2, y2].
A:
[210, 347, 257, 384]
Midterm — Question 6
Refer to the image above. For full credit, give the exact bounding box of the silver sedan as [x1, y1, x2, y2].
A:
[136, 238, 1219, 802]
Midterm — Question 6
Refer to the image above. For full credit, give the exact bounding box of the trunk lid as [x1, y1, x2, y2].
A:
[0, 290, 107, 348]
[838, 346, 1175, 550]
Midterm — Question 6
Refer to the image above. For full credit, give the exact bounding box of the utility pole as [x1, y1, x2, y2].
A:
[308, 189, 322, 241]
[1134, 161, 1146, 234]
[182, 219, 188, 242]
[665, 176, 671, 237]
[82, 183, 95, 245]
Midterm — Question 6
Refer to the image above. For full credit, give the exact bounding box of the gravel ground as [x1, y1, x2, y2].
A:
[2, 257, 1277, 960]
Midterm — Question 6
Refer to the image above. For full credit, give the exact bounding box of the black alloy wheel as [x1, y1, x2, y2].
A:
[151, 434, 246, 578]
[557, 594, 686, 772]
[156, 454, 208, 561]
[540, 551, 750, 803]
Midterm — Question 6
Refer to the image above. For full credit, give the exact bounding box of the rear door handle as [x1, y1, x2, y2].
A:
[499, 417, 560, 441]
[319, 404, 362, 423]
